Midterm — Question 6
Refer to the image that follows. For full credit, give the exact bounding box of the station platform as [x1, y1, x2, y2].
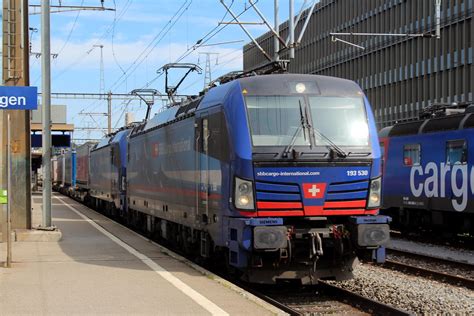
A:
[0, 193, 284, 315]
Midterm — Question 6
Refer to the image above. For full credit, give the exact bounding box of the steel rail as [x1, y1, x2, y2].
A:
[234, 284, 303, 316]
[386, 248, 474, 270]
[317, 280, 412, 316]
[382, 260, 474, 290]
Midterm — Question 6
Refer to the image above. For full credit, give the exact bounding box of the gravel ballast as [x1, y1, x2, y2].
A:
[389, 237, 474, 264]
[330, 263, 474, 315]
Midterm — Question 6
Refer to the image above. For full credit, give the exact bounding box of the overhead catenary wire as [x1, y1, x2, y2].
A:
[139, 1, 253, 93]
[70, 0, 161, 122]
[73, 0, 259, 139]
[52, 0, 134, 83]
[174, 0, 255, 64]
[135, 0, 261, 97]
[35, 1, 86, 71]
[32, 0, 86, 84]
[35, 0, 131, 131]
[95, 0, 195, 125]
[111, 0, 128, 88]
[38, 1, 165, 140]
[173, 1, 233, 63]
[105, 0, 192, 93]
[77, 1, 192, 133]
[55, 0, 85, 59]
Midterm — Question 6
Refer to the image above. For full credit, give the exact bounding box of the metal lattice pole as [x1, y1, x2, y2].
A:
[199, 52, 219, 89]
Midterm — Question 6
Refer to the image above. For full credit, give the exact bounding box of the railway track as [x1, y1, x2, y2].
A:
[384, 249, 474, 290]
[316, 281, 411, 316]
[386, 248, 474, 270]
[228, 283, 303, 316]
[66, 194, 413, 316]
[237, 281, 411, 316]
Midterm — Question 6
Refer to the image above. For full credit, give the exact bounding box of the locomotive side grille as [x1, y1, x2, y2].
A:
[325, 179, 369, 210]
[255, 181, 302, 211]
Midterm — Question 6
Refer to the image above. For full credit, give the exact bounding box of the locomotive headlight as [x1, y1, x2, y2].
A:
[367, 177, 382, 209]
[295, 83, 306, 93]
[370, 179, 380, 191]
[238, 182, 251, 194]
[369, 192, 380, 206]
[234, 177, 255, 210]
[238, 195, 250, 206]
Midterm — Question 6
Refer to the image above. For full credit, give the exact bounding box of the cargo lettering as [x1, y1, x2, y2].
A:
[410, 162, 470, 212]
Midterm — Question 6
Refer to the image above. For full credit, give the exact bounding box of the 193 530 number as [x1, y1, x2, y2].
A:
[347, 170, 369, 176]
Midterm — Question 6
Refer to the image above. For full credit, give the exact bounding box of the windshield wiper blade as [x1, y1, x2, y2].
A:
[304, 109, 347, 158]
[318, 130, 348, 158]
[282, 101, 306, 158]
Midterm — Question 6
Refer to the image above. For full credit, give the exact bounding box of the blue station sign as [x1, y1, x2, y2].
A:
[0, 86, 38, 110]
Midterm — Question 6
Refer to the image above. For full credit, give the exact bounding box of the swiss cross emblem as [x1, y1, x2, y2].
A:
[303, 183, 326, 199]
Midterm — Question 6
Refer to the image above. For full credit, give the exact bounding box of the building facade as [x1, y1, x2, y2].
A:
[243, 0, 473, 128]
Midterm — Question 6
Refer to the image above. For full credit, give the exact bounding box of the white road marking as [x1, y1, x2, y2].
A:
[55, 196, 229, 316]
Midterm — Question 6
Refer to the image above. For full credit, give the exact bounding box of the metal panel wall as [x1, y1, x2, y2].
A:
[31, 104, 67, 124]
[243, 0, 474, 129]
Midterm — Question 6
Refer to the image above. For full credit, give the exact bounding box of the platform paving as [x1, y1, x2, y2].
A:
[0, 193, 284, 316]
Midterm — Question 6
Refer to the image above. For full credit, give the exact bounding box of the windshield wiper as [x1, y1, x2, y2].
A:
[282, 101, 306, 158]
[304, 106, 347, 158]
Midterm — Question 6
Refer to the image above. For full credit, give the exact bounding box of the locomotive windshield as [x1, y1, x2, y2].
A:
[308, 96, 369, 146]
[246, 95, 369, 147]
[246, 96, 311, 147]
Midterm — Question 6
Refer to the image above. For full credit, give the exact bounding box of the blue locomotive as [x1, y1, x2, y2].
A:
[57, 74, 390, 285]
[380, 105, 474, 235]
[89, 128, 131, 216]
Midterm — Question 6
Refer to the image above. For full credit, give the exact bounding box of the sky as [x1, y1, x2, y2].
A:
[23, 0, 309, 142]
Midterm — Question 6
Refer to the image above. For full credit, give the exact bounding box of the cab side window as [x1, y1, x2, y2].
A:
[208, 111, 230, 162]
[197, 111, 230, 162]
[403, 144, 420, 166]
[446, 140, 467, 164]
